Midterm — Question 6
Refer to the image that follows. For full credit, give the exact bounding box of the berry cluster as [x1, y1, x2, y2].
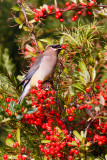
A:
[33, 1, 96, 23]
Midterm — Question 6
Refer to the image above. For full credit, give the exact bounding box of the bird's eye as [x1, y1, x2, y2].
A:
[50, 45, 61, 49]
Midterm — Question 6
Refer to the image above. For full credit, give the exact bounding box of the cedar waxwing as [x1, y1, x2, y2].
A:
[18, 44, 62, 103]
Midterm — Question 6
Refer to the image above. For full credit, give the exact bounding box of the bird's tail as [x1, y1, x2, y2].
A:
[18, 82, 31, 104]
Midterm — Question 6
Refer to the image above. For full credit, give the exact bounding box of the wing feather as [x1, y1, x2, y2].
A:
[17, 54, 43, 88]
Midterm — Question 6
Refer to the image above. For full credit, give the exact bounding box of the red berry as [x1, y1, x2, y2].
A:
[77, 11, 82, 15]
[13, 143, 17, 148]
[42, 8, 46, 12]
[3, 154, 8, 159]
[18, 154, 22, 159]
[8, 111, 11, 116]
[21, 148, 25, 152]
[104, 79, 107, 83]
[98, 141, 102, 145]
[50, 90, 55, 95]
[38, 80, 42, 84]
[60, 18, 64, 22]
[72, 17, 76, 21]
[69, 156, 73, 160]
[65, 2, 70, 6]
[87, 105, 91, 110]
[77, 93, 81, 97]
[61, 45, 66, 49]
[67, 5, 72, 10]
[88, 11, 91, 15]
[68, 116, 73, 121]
[70, 148, 75, 153]
[86, 87, 91, 92]
[34, 17, 39, 22]
[22, 156, 26, 160]
[57, 153, 61, 157]
[55, 15, 59, 19]
[74, 15, 78, 20]
[66, 109, 71, 114]
[55, 8, 60, 12]
[95, 85, 100, 89]
[33, 8, 37, 12]
[48, 6, 53, 10]
[32, 42, 36, 46]
[88, 2, 94, 7]
[56, 132, 60, 137]
[74, 150, 79, 155]
[94, 101, 99, 105]
[8, 133, 12, 138]
[25, 46, 28, 51]
[81, 3, 85, 6]
[58, 12, 62, 17]
[30, 89, 36, 94]
[80, 96, 84, 100]
[101, 83, 105, 87]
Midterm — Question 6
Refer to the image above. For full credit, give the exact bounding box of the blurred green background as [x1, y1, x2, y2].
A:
[0, 0, 107, 75]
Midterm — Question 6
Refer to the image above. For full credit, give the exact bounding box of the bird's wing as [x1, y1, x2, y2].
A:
[17, 54, 43, 88]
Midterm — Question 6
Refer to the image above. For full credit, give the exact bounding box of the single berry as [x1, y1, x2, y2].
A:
[86, 87, 91, 92]
[61, 45, 66, 49]
[80, 96, 84, 100]
[8, 133, 12, 138]
[65, 2, 70, 6]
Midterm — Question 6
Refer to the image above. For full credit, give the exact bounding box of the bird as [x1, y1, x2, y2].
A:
[18, 44, 62, 103]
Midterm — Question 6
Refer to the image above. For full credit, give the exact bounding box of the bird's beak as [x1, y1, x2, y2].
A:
[56, 45, 62, 50]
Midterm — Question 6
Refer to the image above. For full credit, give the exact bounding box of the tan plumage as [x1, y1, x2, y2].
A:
[18, 45, 62, 103]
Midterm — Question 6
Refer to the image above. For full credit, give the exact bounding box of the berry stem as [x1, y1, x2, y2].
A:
[17, 0, 40, 52]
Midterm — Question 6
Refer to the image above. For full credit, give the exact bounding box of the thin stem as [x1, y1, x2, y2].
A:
[17, 0, 40, 52]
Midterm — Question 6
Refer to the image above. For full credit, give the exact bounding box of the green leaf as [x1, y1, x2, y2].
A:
[6, 138, 14, 147]
[19, 23, 23, 29]
[23, 26, 30, 32]
[79, 61, 90, 82]
[26, 108, 38, 114]
[16, 128, 20, 145]
[72, 83, 85, 91]
[71, 0, 77, 3]
[68, 141, 77, 146]
[9, 101, 16, 114]
[60, 36, 64, 44]
[90, 68, 96, 82]
[14, 18, 22, 24]
[2, 118, 11, 123]
[79, 75, 87, 85]
[79, 0, 87, 4]
[29, 19, 36, 24]
[0, 115, 3, 121]
[99, 95, 105, 106]
[10, 101, 16, 107]
[39, 39, 53, 45]
[16, 114, 23, 121]
[41, 140, 51, 143]
[12, 6, 21, 11]
[86, 142, 91, 147]
[73, 130, 82, 141]
[0, 106, 3, 112]
[69, 86, 74, 96]
[37, 41, 44, 50]
[26, 11, 33, 15]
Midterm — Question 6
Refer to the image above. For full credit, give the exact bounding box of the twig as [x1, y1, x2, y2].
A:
[55, 55, 64, 90]
[85, 118, 95, 131]
[17, 0, 40, 52]
[44, 4, 107, 18]
[54, 0, 58, 8]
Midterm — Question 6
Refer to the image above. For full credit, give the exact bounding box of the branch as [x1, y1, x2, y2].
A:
[17, 0, 40, 52]
[43, 4, 107, 18]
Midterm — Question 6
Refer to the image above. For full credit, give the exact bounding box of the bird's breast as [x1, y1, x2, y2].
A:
[30, 55, 57, 87]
